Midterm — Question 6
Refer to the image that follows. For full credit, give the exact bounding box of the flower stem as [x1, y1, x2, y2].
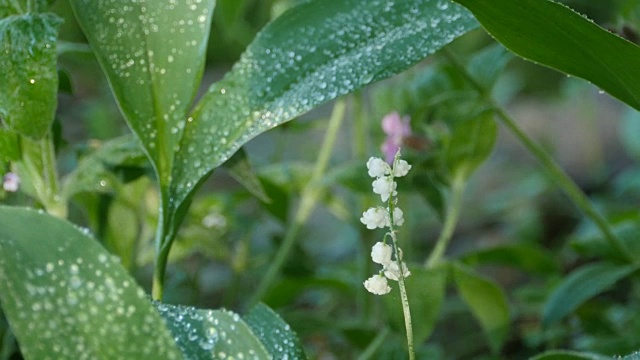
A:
[425, 171, 466, 268]
[495, 108, 632, 260]
[442, 48, 633, 262]
[390, 230, 415, 360]
[19, 135, 67, 218]
[387, 172, 415, 360]
[248, 99, 347, 307]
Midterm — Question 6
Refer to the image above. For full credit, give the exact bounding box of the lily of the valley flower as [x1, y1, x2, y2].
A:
[360, 207, 389, 230]
[363, 274, 391, 295]
[371, 242, 393, 265]
[361, 151, 412, 295]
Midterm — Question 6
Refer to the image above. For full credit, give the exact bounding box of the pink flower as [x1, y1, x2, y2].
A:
[381, 112, 411, 163]
[2, 172, 20, 192]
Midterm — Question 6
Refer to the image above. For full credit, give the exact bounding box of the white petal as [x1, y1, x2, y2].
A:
[384, 261, 411, 281]
[393, 207, 404, 227]
[366, 157, 390, 178]
[393, 159, 412, 177]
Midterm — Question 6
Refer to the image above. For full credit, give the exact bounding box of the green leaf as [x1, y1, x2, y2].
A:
[68, 0, 215, 183]
[542, 262, 639, 326]
[467, 44, 512, 90]
[459, 244, 559, 275]
[452, 263, 509, 353]
[529, 350, 612, 360]
[244, 303, 307, 359]
[62, 135, 148, 199]
[223, 148, 271, 203]
[168, 0, 479, 217]
[0, 14, 61, 139]
[0, 129, 19, 163]
[384, 265, 447, 344]
[452, 0, 640, 111]
[154, 302, 271, 360]
[0, 206, 184, 359]
[622, 351, 640, 360]
[446, 111, 497, 180]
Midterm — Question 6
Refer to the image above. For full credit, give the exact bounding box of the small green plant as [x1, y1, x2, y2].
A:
[2, 0, 640, 358]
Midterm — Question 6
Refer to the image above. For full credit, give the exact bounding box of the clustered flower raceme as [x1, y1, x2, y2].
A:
[360, 152, 412, 295]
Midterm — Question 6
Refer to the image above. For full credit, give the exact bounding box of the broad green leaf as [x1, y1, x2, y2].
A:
[446, 111, 497, 180]
[0, 206, 184, 359]
[542, 262, 639, 326]
[223, 148, 271, 203]
[453, 263, 509, 353]
[622, 351, 640, 360]
[168, 0, 479, 218]
[529, 350, 611, 360]
[68, 0, 215, 183]
[62, 135, 147, 199]
[154, 302, 271, 360]
[467, 44, 511, 90]
[452, 0, 640, 111]
[0, 14, 61, 139]
[459, 244, 559, 275]
[0, 129, 19, 162]
[244, 303, 307, 359]
[384, 265, 447, 344]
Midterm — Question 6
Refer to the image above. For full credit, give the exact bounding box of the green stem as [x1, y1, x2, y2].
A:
[425, 171, 466, 268]
[19, 135, 67, 218]
[496, 108, 632, 261]
[387, 159, 414, 360]
[152, 194, 175, 300]
[248, 99, 347, 306]
[442, 49, 633, 262]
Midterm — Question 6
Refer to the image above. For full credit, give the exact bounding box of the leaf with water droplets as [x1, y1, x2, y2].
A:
[452, 0, 640, 111]
[0, 14, 61, 139]
[244, 303, 307, 359]
[154, 302, 271, 360]
[68, 0, 215, 184]
[62, 135, 148, 199]
[169, 0, 479, 224]
[0, 206, 185, 359]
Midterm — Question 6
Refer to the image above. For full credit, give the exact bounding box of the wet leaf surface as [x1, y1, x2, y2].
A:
[68, 0, 215, 182]
[155, 302, 271, 359]
[169, 0, 479, 215]
[0, 206, 184, 359]
[0, 14, 61, 139]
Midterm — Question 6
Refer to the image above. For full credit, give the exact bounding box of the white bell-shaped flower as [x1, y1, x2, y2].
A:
[363, 274, 391, 295]
[371, 242, 393, 265]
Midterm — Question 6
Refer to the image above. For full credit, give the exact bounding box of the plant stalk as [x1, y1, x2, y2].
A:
[425, 171, 466, 268]
[386, 198, 415, 359]
[248, 99, 347, 306]
[19, 135, 67, 218]
[443, 48, 633, 262]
